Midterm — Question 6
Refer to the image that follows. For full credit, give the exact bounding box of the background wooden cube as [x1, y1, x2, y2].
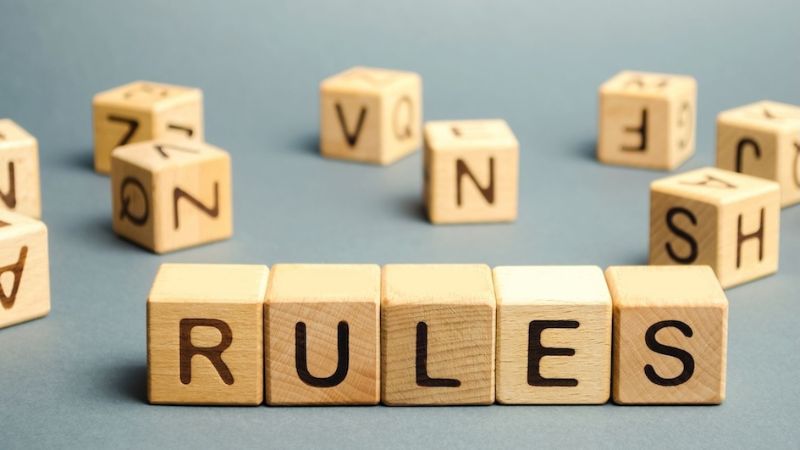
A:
[493, 266, 611, 404]
[0, 119, 41, 218]
[716, 100, 800, 207]
[649, 167, 779, 288]
[381, 264, 495, 405]
[0, 210, 49, 330]
[147, 264, 267, 405]
[93, 81, 203, 174]
[320, 66, 421, 165]
[606, 266, 728, 405]
[424, 119, 519, 224]
[110, 138, 232, 253]
[598, 71, 696, 170]
[265, 264, 380, 405]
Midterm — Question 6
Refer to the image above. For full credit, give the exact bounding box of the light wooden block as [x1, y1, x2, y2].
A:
[649, 167, 780, 288]
[423, 119, 519, 224]
[110, 138, 232, 253]
[381, 264, 495, 405]
[0, 211, 50, 330]
[606, 266, 728, 405]
[320, 67, 421, 165]
[0, 119, 41, 218]
[598, 71, 696, 170]
[93, 81, 203, 174]
[716, 101, 800, 207]
[265, 264, 380, 405]
[493, 266, 611, 404]
[147, 264, 267, 405]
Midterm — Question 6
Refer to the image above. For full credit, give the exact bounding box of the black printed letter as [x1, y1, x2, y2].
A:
[179, 318, 234, 385]
[416, 322, 461, 387]
[527, 320, 579, 387]
[644, 320, 695, 386]
[295, 321, 350, 388]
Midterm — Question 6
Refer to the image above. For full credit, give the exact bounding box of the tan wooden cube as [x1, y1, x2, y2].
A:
[0, 119, 41, 218]
[493, 266, 611, 404]
[649, 167, 779, 288]
[93, 81, 203, 174]
[265, 264, 380, 405]
[0, 210, 50, 330]
[716, 101, 800, 207]
[598, 71, 696, 170]
[147, 264, 267, 405]
[110, 138, 232, 254]
[606, 266, 728, 405]
[320, 67, 421, 165]
[423, 119, 519, 224]
[381, 264, 496, 405]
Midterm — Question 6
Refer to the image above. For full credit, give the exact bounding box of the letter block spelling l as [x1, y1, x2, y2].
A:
[148, 264, 268, 405]
[0, 119, 41, 218]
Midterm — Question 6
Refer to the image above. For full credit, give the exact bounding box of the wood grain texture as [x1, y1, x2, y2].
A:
[606, 266, 727, 405]
[0, 119, 41, 218]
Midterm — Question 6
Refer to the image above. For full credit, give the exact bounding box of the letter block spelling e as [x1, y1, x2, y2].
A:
[606, 266, 728, 404]
[265, 264, 380, 405]
[493, 266, 611, 404]
[147, 264, 267, 405]
[110, 138, 232, 254]
[0, 119, 41, 218]
[320, 67, 422, 165]
[598, 71, 696, 170]
[0, 210, 50, 330]
[649, 167, 779, 288]
[381, 265, 496, 405]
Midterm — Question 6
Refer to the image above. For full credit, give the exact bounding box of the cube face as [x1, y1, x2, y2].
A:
[424, 120, 519, 224]
[265, 264, 380, 405]
[110, 138, 232, 254]
[598, 71, 696, 170]
[0, 211, 50, 330]
[649, 167, 780, 288]
[93, 81, 204, 174]
[147, 264, 267, 405]
[493, 266, 611, 404]
[716, 101, 800, 206]
[0, 119, 41, 218]
[320, 67, 422, 165]
[381, 264, 496, 405]
[606, 266, 728, 405]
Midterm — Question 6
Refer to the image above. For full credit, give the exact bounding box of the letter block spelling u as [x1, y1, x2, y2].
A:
[0, 119, 41, 218]
[148, 264, 268, 405]
[381, 265, 496, 405]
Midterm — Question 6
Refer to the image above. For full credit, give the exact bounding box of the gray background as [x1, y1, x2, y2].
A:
[0, 0, 798, 448]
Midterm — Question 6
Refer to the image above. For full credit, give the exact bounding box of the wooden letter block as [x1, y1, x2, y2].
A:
[606, 266, 728, 404]
[598, 71, 696, 170]
[0, 119, 41, 218]
[320, 67, 421, 165]
[423, 120, 519, 224]
[147, 264, 267, 405]
[110, 138, 232, 253]
[649, 167, 780, 288]
[494, 266, 611, 404]
[716, 101, 800, 207]
[381, 264, 495, 405]
[0, 211, 50, 330]
[93, 81, 203, 174]
[265, 264, 380, 405]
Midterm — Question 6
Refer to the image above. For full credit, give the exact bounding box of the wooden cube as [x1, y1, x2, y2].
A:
[320, 67, 421, 165]
[0, 210, 50, 330]
[493, 266, 611, 404]
[716, 101, 800, 207]
[93, 81, 203, 174]
[423, 119, 519, 224]
[598, 71, 696, 170]
[606, 266, 728, 404]
[381, 264, 495, 405]
[649, 167, 779, 288]
[265, 264, 380, 405]
[110, 138, 232, 253]
[147, 264, 267, 405]
[0, 119, 41, 218]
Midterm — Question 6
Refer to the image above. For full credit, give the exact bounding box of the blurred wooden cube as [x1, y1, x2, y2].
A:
[0, 119, 41, 218]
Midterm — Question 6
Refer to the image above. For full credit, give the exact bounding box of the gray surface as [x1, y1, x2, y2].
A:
[0, 0, 798, 448]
